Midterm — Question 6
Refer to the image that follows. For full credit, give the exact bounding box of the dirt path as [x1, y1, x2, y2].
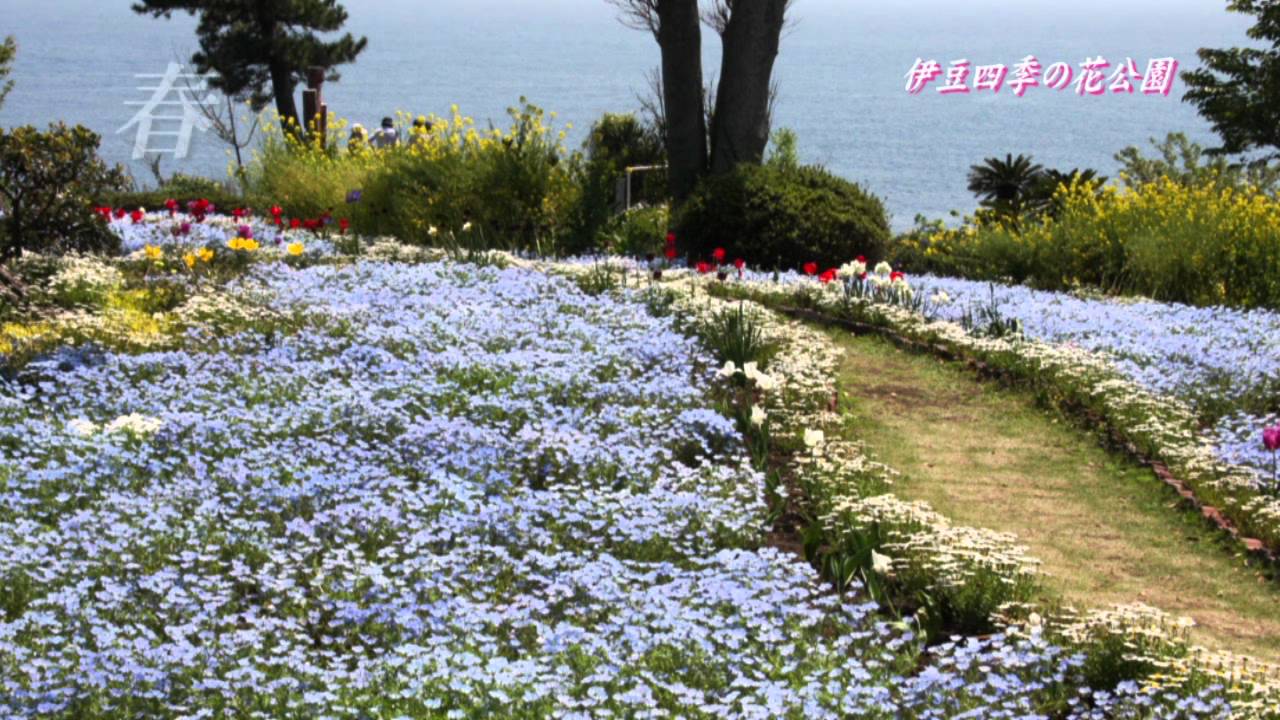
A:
[830, 330, 1280, 661]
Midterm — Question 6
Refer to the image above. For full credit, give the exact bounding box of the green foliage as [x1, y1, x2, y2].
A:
[1183, 1, 1280, 162]
[345, 102, 580, 254]
[967, 153, 1045, 219]
[0, 36, 15, 111]
[595, 205, 669, 257]
[967, 153, 1105, 224]
[242, 117, 377, 220]
[699, 302, 778, 369]
[765, 128, 800, 171]
[1114, 132, 1280, 192]
[565, 112, 666, 255]
[101, 174, 245, 213]
[0, 124, 130, 261]
[677, 163, 890, 269]
[892, 176, 1280, 309]
[131, 0, 367, 130]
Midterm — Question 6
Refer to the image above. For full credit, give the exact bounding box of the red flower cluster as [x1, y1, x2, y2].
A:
[187, 199, 214, 221]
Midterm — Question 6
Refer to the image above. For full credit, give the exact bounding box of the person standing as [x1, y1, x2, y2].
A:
[348, 123, 368, 152]
[371, 117, 400, 149]
[408, 116, 433, 150]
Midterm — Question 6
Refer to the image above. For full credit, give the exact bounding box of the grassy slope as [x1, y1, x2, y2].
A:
[829, 330, 1280, 661]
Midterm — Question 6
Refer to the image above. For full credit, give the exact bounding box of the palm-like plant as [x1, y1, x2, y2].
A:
[967, 154, 1045, 220]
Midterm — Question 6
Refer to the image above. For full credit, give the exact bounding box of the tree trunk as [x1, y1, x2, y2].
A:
[710, 0, 787, 175]
[656, 0, 707, 205]
[270, 60, 302, 138]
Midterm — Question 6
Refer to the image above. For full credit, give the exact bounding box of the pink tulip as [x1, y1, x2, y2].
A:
[1265, 426, 1280, 452]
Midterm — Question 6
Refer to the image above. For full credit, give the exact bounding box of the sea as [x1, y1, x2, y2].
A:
[0, 0, 1257, 230]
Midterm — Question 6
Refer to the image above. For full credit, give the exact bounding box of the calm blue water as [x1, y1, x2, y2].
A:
[0, 0, 1255, 229]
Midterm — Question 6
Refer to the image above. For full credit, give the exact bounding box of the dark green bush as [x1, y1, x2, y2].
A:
[676, 163, 890, 270]
[102, 174, 246, 214]
[0, 123, 129, 261]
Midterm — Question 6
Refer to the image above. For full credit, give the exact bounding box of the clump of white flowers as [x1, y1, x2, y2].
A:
[104, 413, 164, 436]
[718, 360, 779, 392]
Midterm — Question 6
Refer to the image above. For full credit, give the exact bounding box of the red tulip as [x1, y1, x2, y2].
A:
[803, 262, 818, 276]
[664, 246, 678, 261]
[696, 261, 712, 274]
[859, 272, 868, 280]
[856, 255, 867, 264]
[339, 218, 350, 233]
[1265, 426, 1280, 452]
[232, 208, 247, 219]
[665, 232, 676, 246]
[890, 271, 906, 282]
[164, 198, 179, 215]
[820, 268, 837, 284]
[270, 205, 283, 217]
[113, 208, 127, 220]
[712, 247, 726, 263]
[129, 209, 145, 224]
[290, 218, 302, 230]
[734, 258, 745, 270]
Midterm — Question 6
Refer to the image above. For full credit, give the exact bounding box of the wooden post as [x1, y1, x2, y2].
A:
[303, 66, 327, 139]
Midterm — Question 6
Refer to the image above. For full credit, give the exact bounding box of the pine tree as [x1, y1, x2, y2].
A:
[0, 36, 15, 111]
[132, 0, 367, 137]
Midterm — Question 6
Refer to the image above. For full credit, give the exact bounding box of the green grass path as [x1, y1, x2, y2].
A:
[829, 330, 1280, 661]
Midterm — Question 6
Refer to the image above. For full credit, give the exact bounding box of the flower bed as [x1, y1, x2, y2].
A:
[1, 215, 1276, 717]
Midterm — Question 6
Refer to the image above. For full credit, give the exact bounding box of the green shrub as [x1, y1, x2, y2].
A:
[101, 174, 246, 213]
[677, 163, 890, 270]
[904, 177, 1280, 309]
[242, 118, 378, 221]
[563, 112, 666, 255]
[595, 204, 669, 257]
[0, 123, 129, 261]
[340, 101, 579, 253]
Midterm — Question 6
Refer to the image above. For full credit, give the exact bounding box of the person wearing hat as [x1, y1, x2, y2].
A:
[348, 123, 368, 152]
[408, 116, 433, 150]
[371, 117, 400, 149]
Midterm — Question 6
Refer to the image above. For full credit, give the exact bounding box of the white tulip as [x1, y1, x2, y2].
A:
[803, 428, 825, 448]
[871, 550, 894, 575]
[750, 405, 767, 426]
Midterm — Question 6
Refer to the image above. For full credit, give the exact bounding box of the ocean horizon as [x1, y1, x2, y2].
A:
[0, 0, 1255, 229]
